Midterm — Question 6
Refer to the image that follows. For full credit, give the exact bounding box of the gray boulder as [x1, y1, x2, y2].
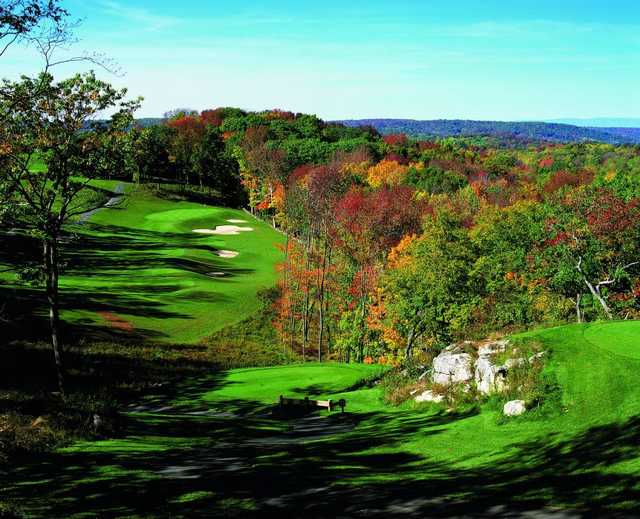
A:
[432, 345, 473, 386]
[503, 400, 526, 416]
[477, 339, 509, 357]
[414, 390, 445, 404]
[474, 340, 510, 395]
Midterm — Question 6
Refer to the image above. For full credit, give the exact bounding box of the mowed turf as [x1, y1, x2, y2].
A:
[5, 322, 640, 516]
[201, 363, 385, 405]
[2, 182, 284, 344]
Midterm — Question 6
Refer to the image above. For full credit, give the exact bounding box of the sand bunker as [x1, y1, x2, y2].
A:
[207, 272, 229, 277]
[193, 225, 254, 235]
[226, 219, 247, 223]
[216, 250, 239, 258]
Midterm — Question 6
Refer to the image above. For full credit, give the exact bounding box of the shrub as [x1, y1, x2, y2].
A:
[380, 370, 420, 405]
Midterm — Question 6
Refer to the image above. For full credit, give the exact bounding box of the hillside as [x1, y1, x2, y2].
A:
[127, 117, 640, 146]
[0, 182, 284, 344]
[336, 118, 640, 144]
[589, 127, 640, 141]
[5, 321, 640, 516]
[550, 118, 640, 128]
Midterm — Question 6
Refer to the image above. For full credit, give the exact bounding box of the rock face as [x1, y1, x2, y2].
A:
[474, 340, 511, 395]
[503, 400, 526, 416]
[414, 390, 444, 404]
[475, 356, 506, 395]
[432, 345, 473, 386]
[425, 339, 545, 401]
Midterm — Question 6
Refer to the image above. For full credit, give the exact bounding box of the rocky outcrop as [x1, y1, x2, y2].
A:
[432, 345, 473, 386]
[474, 340, 510, 395]
[503, 400, 526, 416]
[477, 339, 508, 357]
[418, 339, 545, 405]
[475, 356, 507, 395]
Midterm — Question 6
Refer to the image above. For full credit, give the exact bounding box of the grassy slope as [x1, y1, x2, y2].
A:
[1, 182, 284, 344]
[5, 321, 640, 516]
[67, 184, 284, 343]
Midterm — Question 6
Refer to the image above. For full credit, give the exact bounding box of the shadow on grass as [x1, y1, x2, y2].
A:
[4, 381, 640, 517]
[0, 222, 255, 345]
[0, 283, 183, 344]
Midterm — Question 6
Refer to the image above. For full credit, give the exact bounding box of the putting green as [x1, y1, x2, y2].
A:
[202, 363, 385, 404]
[583, 321, 640, 359]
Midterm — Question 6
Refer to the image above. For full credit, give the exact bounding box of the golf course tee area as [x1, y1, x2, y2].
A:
[4, 322, 640, 517]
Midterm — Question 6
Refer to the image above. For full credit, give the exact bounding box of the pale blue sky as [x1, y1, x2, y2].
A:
[3, 0, 639, 120]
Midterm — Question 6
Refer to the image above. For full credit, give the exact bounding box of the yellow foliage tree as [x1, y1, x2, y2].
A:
[366, 160, 408, 188]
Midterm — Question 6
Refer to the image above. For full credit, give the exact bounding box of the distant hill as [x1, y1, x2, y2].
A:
[588, 127, 640, 141]
[128, 116, 640, 144]
[335, 119, 640, 145]
[549, 118, 640, 128]
[134, 118, 164, 128]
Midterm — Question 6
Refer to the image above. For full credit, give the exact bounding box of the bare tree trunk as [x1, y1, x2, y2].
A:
[269, 184, 276, 228]
[575, 293, 582, 323]
[317, 240, 328, 362]
[582, 278, 613, 319]
[357, 268, 368, 363]
[324, 247, 333, 354]
[289, 298, 296, 353]
[301, 233, 312, 362]
[286, 237, 296, 353]
[282, 232, 290, 357]
[404, 328, 415, 359]
[44, 238, 65, 395]
[576, 257, 613, 320]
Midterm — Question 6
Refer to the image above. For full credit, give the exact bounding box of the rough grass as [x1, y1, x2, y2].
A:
[4, 321, 640, 517]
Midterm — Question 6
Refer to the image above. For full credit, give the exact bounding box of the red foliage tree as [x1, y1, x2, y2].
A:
[383, 134, 408, 146]
[200, 108, 225, 127]
[585, 190, 640, 243]
[544, 170, 594, 194]
[333, 185, 423, 265]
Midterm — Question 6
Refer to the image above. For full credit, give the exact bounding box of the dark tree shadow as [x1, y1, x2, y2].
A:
[4, 375, 640, 518]
[0, 222, 255, 345]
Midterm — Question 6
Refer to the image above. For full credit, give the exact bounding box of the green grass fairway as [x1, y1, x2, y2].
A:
[202, 363, 385, 404]
[5, 321, 640, 517]
[1, 183, 284, 344]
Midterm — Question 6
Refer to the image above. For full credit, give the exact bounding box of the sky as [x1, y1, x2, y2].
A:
[3, 0, 640, 121]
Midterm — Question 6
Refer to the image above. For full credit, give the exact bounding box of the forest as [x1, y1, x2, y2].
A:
[8, 101, 640, 369]
[107, 108, 640, 363]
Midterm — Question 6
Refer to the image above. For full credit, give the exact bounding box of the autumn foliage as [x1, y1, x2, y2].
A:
[131, 107, 640, 363]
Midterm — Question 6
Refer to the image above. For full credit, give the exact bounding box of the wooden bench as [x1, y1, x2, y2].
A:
[279, 395, 346, 413]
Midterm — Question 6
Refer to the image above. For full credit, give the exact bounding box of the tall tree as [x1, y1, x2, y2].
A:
[383, 212, 475, 357]
[197, 125, 245, 205]
[0, 72, 140, 394]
